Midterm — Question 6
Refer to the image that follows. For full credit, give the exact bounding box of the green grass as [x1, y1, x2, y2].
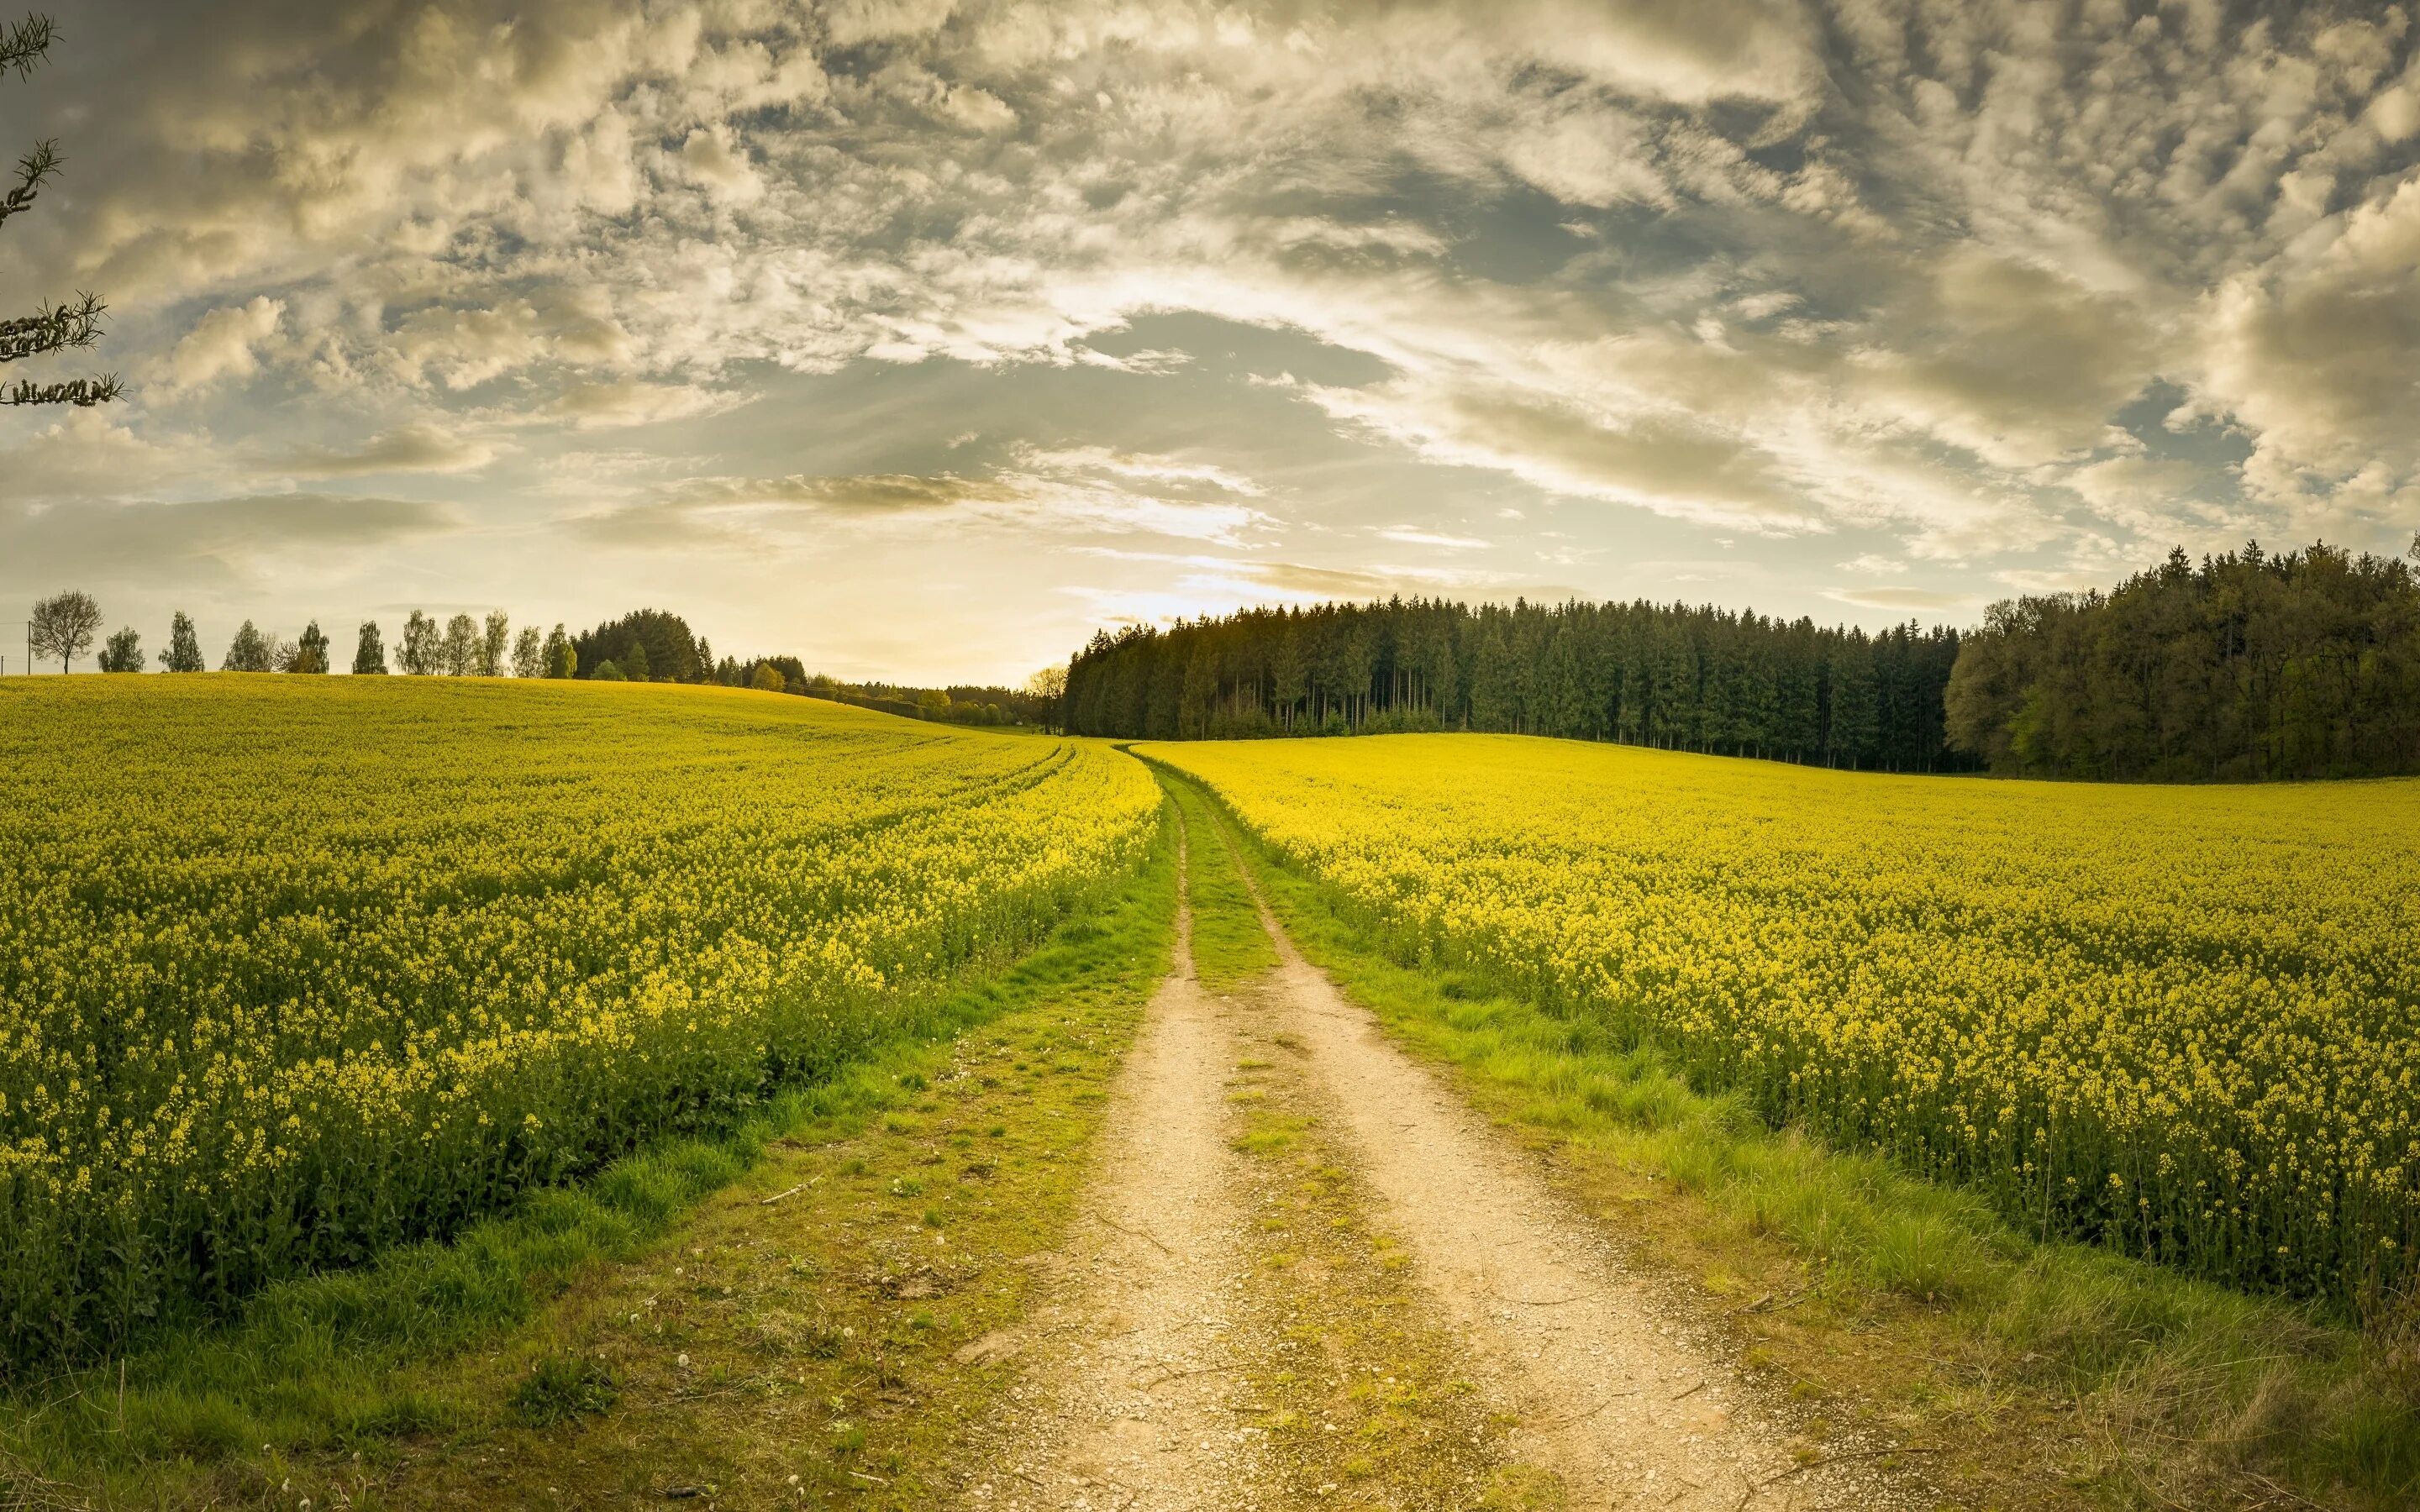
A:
[1164, 769, 2420, 1511]
[1166, 771, 1279, 989]
[0, 806, 1179, 1509]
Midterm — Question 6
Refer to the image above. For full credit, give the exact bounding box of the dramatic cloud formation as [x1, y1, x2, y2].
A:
[1, 0, 2414, 680]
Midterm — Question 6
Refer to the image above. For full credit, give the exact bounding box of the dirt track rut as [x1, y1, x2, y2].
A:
[953, 836, 1275, 1511]
[959, 799, 1922, 1509]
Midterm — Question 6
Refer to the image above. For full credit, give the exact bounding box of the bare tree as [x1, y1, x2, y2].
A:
[0, 16, 118, 409]
[27, 588, 98, 670]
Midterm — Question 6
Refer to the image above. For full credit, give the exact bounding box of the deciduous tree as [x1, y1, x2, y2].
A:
[27, 589, 98, 672]
[397, 611, 438, 675]
[284, 621, 329, 674]
[353, 621, 387, 675]
[477, 611, 509, 676]
[221, 621, 271, 673]
[97, 626, 139, 671]
[158, 612, 203, 673]
[440, 614, 478, 676]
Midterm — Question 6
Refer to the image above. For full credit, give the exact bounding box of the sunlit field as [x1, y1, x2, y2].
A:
[0, 678, 1159, 1368]
[1147, 735, 2420, 1308]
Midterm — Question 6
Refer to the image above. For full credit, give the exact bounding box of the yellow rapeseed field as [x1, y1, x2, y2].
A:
[1147, 734, 2420, 1306]
[0, 676, 1159, 1367]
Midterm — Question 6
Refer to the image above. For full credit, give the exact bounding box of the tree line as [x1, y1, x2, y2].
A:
[1944, 540, 2420, 780]
[22, 592, 1057, 728]
[1064, 596, 1968, 770]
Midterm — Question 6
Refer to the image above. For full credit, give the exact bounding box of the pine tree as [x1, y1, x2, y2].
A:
[0, 18, 120, 411]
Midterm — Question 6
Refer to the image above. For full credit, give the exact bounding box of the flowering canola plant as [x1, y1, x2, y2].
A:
[1146, 734, 2420, 1307]
[0, 676, 1159, 1368]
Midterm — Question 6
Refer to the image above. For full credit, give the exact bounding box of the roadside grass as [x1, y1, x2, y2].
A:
[1161, 769, 2420, 1512]
[0, 806, 1178, 1511]
[1167, 785, 1553, 1509]
[1222, 1010, 1560, 1511]
[1167, 772, 1280, 990]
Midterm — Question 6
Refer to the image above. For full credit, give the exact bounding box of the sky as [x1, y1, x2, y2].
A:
[2, 0, 2417, 685]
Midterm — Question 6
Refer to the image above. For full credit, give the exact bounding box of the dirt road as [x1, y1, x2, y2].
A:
[956, 797, 1923, 1509]
[951, 837, 1280, 1510]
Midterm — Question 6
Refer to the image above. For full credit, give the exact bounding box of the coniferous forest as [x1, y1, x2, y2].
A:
[1064, 597, 1968, 771]
[1065, 539, 2420, 783]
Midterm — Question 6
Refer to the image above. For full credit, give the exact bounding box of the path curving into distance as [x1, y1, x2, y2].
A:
[955, 792, 1928, 1509]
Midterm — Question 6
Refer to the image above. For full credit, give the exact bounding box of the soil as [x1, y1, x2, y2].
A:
[954, 805, 1929, 1510]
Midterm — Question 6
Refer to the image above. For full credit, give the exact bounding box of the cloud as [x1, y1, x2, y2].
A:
[579, 448, 1274, 549]
[163, 297, 284, 392]
[1822, 585, 1974, 612]
[539, 380, 752, 430]
[2195, 176, 2420, 522]
[1311, 376, 1821, 533]
[677, 125, 765, 206]
[1377, 527, 1490, 549]
[0, 492, 460, 587]
[9, 0, 2420, 656]
[672, 472, 1007, 512]
[264, 423, 498, 477]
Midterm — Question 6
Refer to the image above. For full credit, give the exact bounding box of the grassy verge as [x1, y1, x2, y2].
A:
[1160, 769, 2419, 1512]
[0, 811, 1178, 1511]
[1222, 1021, 1555, 1510]
[1166, 772, 1279, 990]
